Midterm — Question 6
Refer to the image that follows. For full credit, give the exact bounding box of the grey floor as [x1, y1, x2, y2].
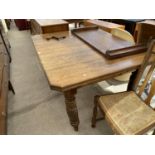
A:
[7, 23, 116, 135]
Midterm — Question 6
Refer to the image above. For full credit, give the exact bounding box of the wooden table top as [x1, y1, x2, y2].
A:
[35, 19, 68, 27]
[32, 31, 146, 91]
[84, 20, 125, 32]
[64, 19, 85, 23]
[137, 20, 155, 25]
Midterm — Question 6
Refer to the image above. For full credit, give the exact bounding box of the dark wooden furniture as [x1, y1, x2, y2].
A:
[14, 19, 30, 30]
[92, 40, 155, 135]
[30, 19, 69, 34]
[32, 31, 150, 131]
[134, 20, 155, 43]
[84, 20, 125, 33]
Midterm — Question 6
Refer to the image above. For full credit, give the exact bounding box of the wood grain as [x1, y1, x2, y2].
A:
[32, 31, 148, 92]
[84, 19, 125, 32]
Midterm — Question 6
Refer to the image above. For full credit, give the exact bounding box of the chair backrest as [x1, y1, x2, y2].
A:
[137, 23, 155, 44]
[111, 28, 135, 44]
[133, 39, 155, 105]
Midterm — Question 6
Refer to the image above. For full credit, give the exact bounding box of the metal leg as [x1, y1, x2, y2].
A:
[75, 23, 78, 28]
[64, 89, 79, 131]
[9, 81, 15, 94]
[92, 95, 99, 128]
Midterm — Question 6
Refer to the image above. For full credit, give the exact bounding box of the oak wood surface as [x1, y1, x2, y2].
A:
[35, 19, 68, 26]
[32, 31, 147, 92]
[84, 20, 125, 32]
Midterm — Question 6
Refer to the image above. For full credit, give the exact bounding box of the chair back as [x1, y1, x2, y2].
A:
[137, 23, 155, 44]
[133, 39, 155, 105]
[111, 28, 135, 44]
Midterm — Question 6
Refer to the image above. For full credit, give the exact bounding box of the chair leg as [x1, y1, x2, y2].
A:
[153, 129, 155, 135]
[92, 95, 100, 128]
[9, 81, 15, 94]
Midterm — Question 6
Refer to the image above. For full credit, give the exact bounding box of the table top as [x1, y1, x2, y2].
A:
[35, 19, 68, 27]
[137, 20, 155, 25]
[32, 31, 146, 91]
[85, 20, 125, 29]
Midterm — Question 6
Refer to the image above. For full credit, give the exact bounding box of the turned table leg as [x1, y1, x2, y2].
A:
[64, 89, 79, 131]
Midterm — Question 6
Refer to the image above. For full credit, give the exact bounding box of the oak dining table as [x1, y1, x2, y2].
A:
[31, 30, 147, 131]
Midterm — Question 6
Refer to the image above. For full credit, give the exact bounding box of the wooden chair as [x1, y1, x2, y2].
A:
[92, 39, 155, 135]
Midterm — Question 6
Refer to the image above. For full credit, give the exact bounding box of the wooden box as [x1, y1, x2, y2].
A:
[31, 19, 69, 34]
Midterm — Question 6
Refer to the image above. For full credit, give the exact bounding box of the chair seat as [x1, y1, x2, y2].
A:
[98, 91, 155, 135]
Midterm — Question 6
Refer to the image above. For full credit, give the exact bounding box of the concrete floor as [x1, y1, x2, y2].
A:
[6, 23, 116, 134]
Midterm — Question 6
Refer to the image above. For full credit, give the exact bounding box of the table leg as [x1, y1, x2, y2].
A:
[75, 23, 78, 28]
[127, 69, 139, 91]
[64, 89, 79, 131]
